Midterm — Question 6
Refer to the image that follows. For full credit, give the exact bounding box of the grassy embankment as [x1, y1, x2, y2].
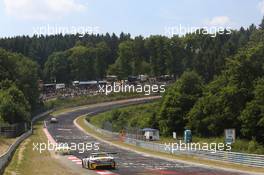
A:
[88, 102, 264, 154]
[0, 137, 16, 155]
[3, 121, 78, 175]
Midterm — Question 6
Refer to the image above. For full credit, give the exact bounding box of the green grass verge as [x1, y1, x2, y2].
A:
[88, 101, 160, 131]
[3, 121, 77, 175]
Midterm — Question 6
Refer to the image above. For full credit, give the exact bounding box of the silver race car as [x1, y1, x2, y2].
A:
[82, 152, 116, 170]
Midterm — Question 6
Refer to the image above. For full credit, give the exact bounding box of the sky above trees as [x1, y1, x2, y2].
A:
[0, 0, 264, 37]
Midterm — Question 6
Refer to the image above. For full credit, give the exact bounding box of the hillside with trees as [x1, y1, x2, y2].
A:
[160, 29, 264, 144]
[0, 48, 39, 124]
[0, 24, 257, 83]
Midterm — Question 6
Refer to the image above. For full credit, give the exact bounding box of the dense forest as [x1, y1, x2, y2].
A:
[0, 23, 257, 82]
[0, 18, 264, 145]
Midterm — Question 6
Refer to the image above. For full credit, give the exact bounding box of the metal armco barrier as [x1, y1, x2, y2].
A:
[125, 137, 264, 168]
[84, 120, 264, 168]
[0, 110, 53, 174]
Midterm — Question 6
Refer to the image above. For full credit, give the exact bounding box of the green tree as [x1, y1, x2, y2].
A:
[240, 78, 264, 143]
[188, 42, 264, 137]
[95, 42, 111, 79]
[0, 48, 39, 111]
[0, 82, 30, 124]
[44, 51, 71, 83]
[159, 71, 203, 135]
[112, 41, 134, 78]
[167, 36, 185, 77]
[188, 84, 247, 136]
[68, 46, 96, 80]
[145, 36, 171, 76]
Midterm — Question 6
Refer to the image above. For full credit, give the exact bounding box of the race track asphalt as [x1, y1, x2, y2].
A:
[45, 98, 252, 175]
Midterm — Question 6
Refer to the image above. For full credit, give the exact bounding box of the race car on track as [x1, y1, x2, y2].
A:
[50, 117, 58, 123]
[55, 144, 72, 155]
[82, 152, 116, 170]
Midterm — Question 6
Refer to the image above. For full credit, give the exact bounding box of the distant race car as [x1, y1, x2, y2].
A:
[82, 152, 116, 170]
[50, 117, 58, 123]
[55, 144, 72, 155]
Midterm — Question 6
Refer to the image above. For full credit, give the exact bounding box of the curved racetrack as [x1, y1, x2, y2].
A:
[46, 97, 251, 175]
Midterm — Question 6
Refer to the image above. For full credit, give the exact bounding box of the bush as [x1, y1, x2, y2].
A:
[0, 82, 30, 124]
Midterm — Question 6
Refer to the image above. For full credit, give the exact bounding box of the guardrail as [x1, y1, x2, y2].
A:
[0, 110, 54, 174]
[83, 120, 264, 168]
[125, 138, 264, 168]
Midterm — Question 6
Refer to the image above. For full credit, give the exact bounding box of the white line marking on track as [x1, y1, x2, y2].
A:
[72, 159, 81, 162]
[95, 170, 117, 175]
[67, 156, 82, 166]
[57, 128, 72, 131]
